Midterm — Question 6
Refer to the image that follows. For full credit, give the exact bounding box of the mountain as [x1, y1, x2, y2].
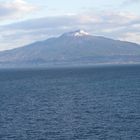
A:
[0, 30, 140, 67]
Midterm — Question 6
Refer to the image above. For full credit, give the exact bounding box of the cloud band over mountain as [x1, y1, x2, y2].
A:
[0, 0, 140, 51]
[0, 11, 140, 51]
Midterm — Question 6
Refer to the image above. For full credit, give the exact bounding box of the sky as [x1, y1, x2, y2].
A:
[0, 0, 140, 51]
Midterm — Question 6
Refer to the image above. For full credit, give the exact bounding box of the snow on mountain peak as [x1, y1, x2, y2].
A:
[62, 30, 90, 37]
[74, 30, 89, 36]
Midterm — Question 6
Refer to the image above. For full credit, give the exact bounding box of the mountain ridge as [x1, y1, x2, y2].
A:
[0, 30, 140, 67]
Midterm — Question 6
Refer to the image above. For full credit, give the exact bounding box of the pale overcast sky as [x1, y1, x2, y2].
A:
[0, 0, 140, 50]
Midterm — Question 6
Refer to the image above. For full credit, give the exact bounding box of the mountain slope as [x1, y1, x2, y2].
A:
[0, 30, 140, 67]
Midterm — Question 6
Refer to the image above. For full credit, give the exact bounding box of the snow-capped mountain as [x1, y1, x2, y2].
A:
[0, 30, 140, 67]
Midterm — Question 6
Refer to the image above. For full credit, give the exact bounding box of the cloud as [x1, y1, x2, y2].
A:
[0, 0, 36, 21]
[3, 12, 139, 31]
[122, 0, 140, 5]
[0, 11, 140, 50]
[119, 32, 140, 43]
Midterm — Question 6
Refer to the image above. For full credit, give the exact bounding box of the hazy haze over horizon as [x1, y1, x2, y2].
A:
[0, 0, 140, 51]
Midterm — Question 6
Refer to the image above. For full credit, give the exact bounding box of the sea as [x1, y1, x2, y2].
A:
[0, 65, 140, 140]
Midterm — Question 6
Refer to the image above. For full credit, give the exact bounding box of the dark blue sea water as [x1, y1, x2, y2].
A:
[0, 65, 140, 140]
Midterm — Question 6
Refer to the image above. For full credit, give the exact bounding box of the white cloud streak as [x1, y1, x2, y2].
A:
[0, 0, 37, 21]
